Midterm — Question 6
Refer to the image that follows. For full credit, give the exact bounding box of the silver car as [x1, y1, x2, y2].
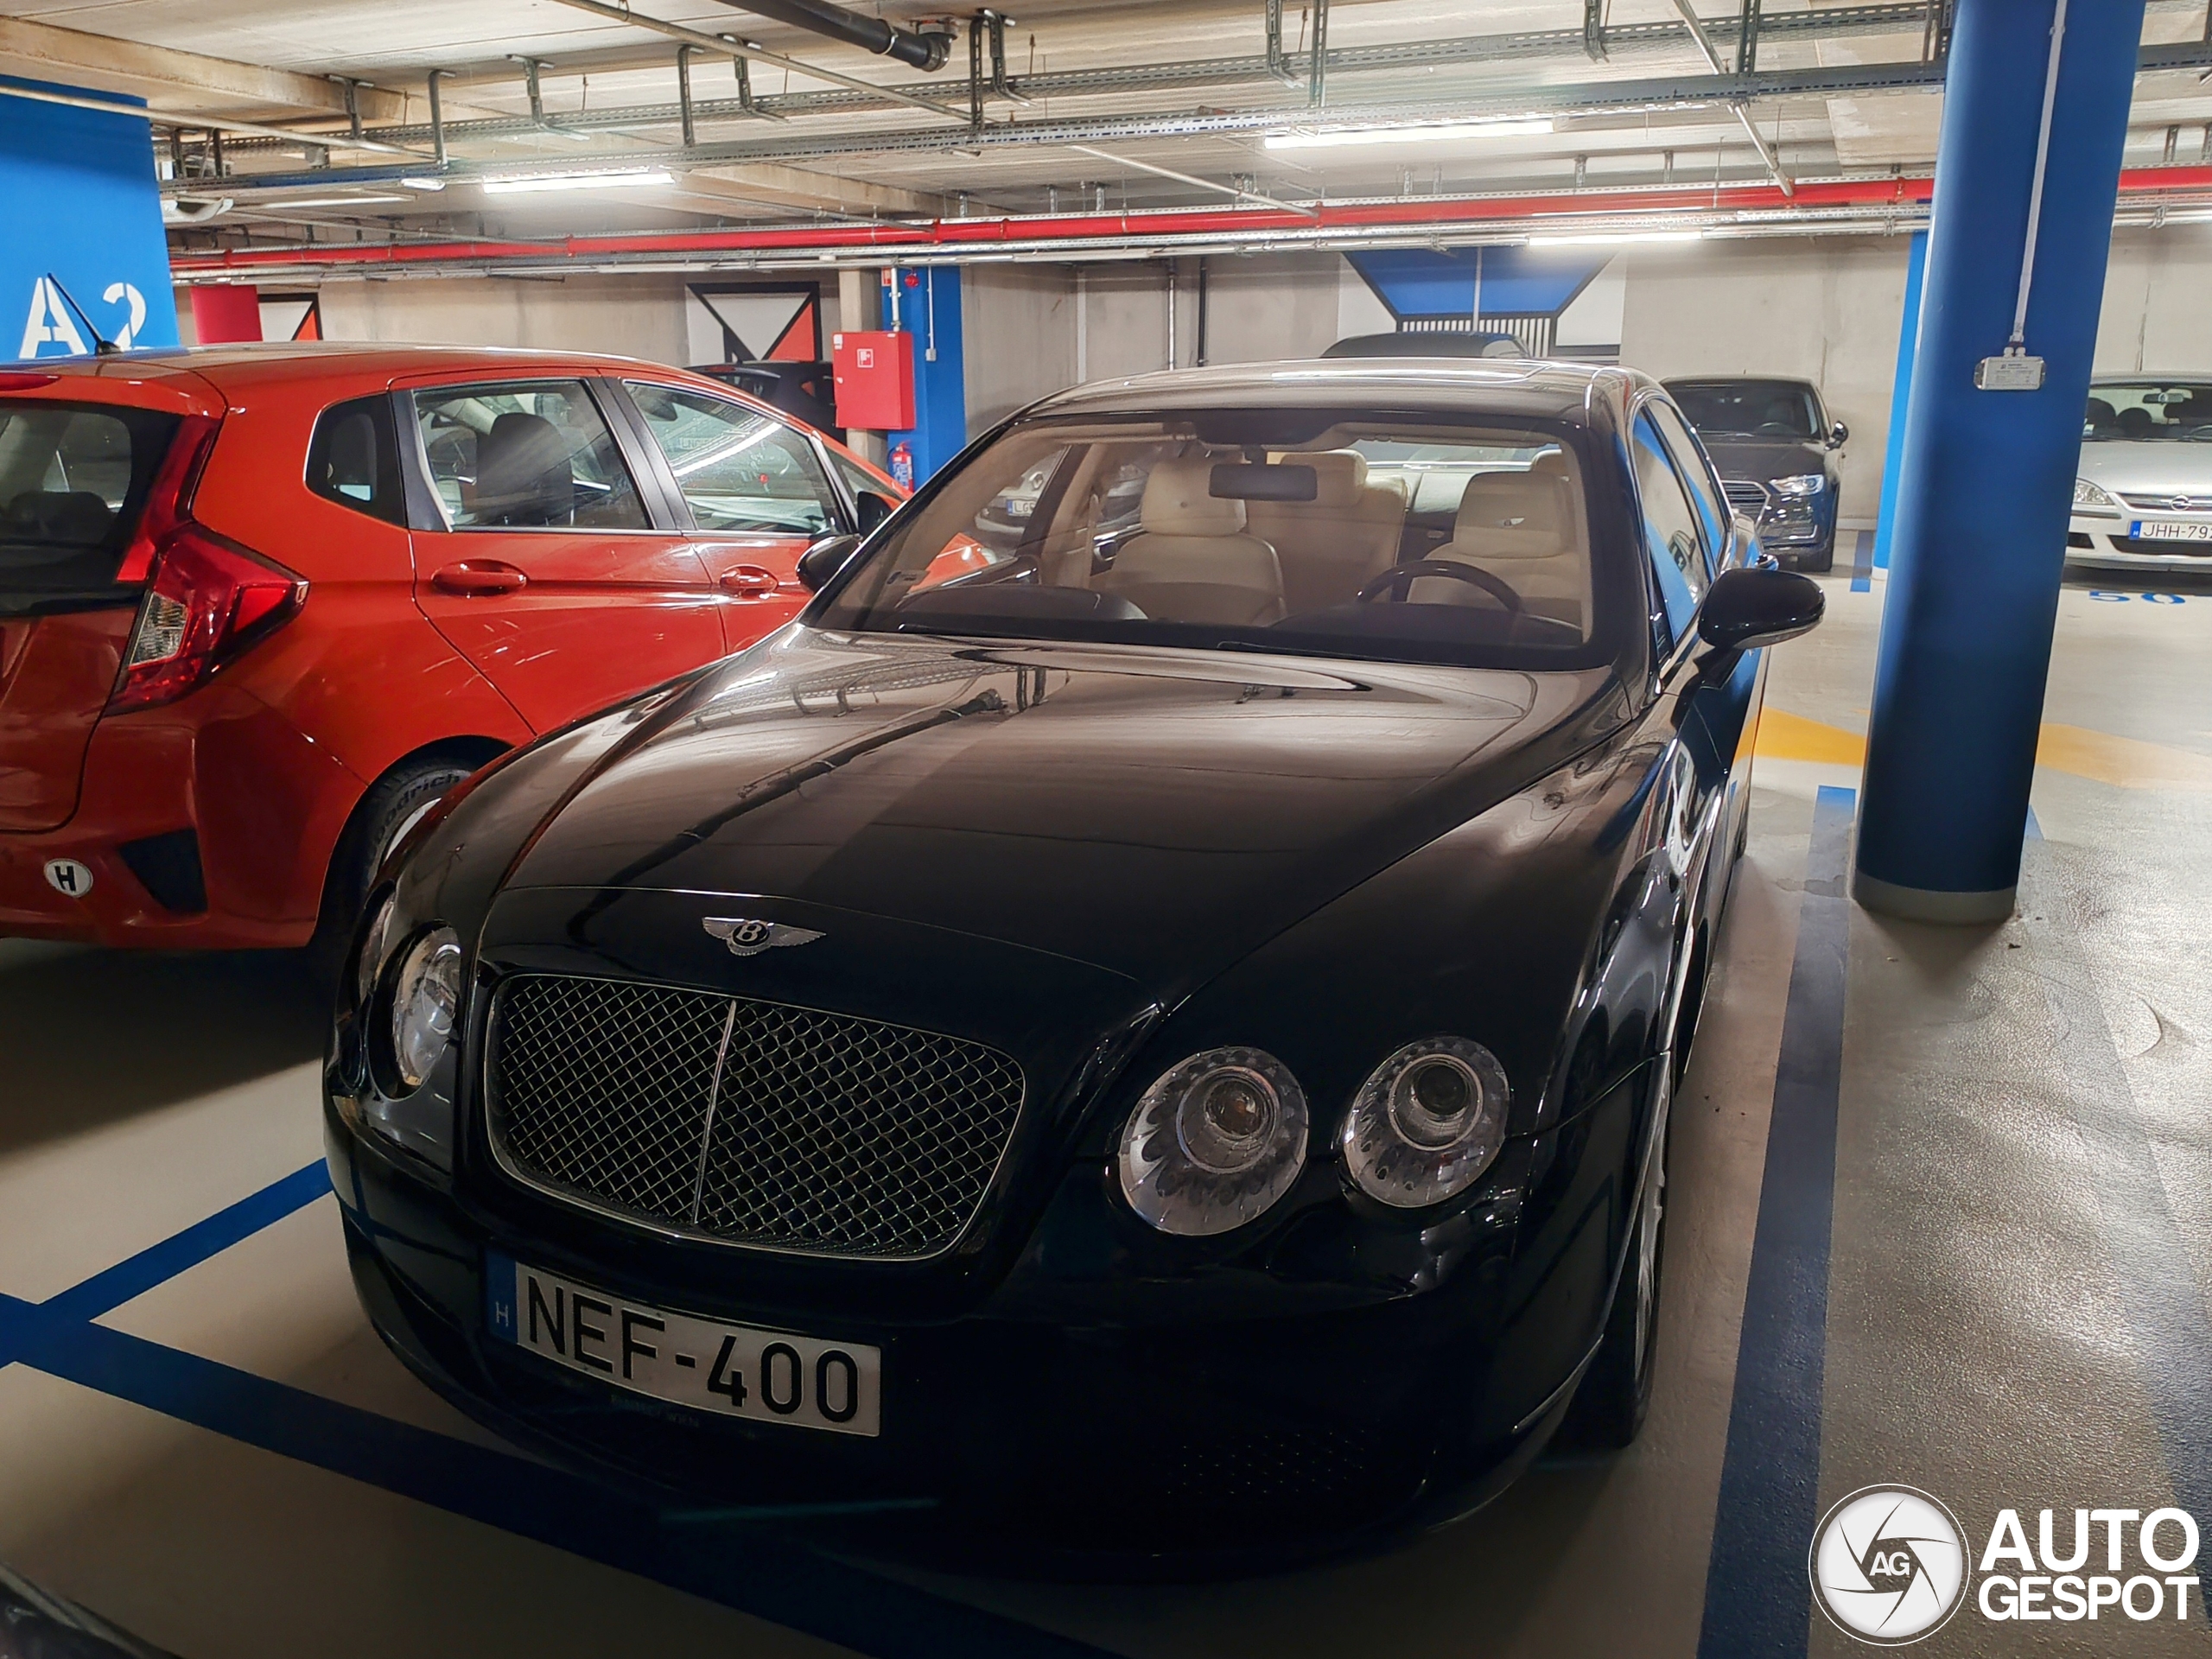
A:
[2068, 377, 2212, 573]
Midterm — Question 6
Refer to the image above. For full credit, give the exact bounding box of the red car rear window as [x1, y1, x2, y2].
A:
[0, 400, 182, 605]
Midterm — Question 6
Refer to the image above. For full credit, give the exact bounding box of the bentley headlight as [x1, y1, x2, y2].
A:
[1117, 1047, 1308, 1236]
[1343, 1038, 1510, 1208]
[388, 926, 465, 1091]
[2073, 477, 2121, 515]
[1770, 473, 1827, 498]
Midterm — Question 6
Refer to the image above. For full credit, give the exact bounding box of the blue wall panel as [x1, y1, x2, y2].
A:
[1, 77, 177, 360]
[886, 265, 966, 484]
[1347, 246, 1610, 321]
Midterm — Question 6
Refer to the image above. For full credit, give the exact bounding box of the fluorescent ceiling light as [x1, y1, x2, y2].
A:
[481, 168, 676, 194]
[252, 194, 410, 209]
[400, 177, 447, 191]
[1264, 118, 1554, 151]
[1528, 229, 1704, 246]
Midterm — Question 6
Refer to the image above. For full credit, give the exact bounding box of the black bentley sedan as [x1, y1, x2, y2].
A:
[326, 359, 1821, 1572]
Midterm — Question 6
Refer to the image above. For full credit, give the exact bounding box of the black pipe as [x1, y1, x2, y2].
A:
[713, 0, 952, 72]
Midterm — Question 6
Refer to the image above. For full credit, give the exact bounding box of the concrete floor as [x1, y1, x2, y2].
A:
[4, 562, 2211, 1656]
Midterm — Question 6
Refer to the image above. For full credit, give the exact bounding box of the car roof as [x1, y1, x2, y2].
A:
[1029, 358, 1637, 423]
[22, 340, 709, 396]
[1663, 375, 1819, 390]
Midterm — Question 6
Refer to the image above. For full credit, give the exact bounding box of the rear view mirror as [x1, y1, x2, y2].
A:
[1698, 564, 1825, 653]
[855, 490, 898, 531]
[797, 533, 863, 593]
[1210, 462, 1317, 502]
[1827, 422, 1849, 448]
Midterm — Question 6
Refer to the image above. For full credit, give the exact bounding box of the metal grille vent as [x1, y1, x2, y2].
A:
[1721, 478, 1771, 516]
[2120, 492, 2212, 513]
[488, 975, 1025, 1260]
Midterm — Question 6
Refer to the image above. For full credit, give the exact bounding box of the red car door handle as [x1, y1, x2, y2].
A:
[431, 561, 528, 596]
[718, 565, 781, 599]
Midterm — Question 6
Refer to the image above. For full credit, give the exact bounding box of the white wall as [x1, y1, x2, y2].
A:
[1618, 235, 1915, 522]
[317, 272, 692, 364]
[1196, 252, 1342, 365]
[961, 264, 1077, 431]
[2095, 226, 2212, 374]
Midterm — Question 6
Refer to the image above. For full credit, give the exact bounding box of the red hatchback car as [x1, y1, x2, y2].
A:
[0, 343, 899, 954]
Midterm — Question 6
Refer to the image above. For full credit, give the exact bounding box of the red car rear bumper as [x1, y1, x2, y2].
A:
[0, 679, 363, 950]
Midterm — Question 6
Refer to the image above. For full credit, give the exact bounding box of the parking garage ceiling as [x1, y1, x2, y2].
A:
[6, 0, 2208, 276]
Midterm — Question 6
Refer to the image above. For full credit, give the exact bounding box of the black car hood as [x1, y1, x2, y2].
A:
[507, 629, 1624, 987]
[1694, 433, 1827, 481]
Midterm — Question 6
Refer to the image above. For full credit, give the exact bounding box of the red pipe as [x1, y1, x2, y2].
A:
[170, 166, 2212, 278]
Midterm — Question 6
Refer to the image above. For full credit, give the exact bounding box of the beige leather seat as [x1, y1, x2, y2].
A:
[1244, 450, 1408, 614]
[1096, 457, 1287, 626]
[1414, 454, 1591, 630]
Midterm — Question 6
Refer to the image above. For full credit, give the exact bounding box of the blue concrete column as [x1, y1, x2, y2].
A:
[1853, 0, 2143, 923]
[1870, 230, 1926, 573]
[884, 265, 967, 484]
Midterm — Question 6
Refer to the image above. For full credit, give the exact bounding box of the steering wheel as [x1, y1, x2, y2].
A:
[1357, 559, 1524, 611]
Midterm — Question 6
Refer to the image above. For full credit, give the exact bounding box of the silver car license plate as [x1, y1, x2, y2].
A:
[2131, 519, 2212, 543]
[486, 1252, 881, 1436]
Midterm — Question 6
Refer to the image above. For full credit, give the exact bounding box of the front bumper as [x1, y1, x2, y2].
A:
[327, 1062, 1647, 1573]
[2067, 512, 2212, 575]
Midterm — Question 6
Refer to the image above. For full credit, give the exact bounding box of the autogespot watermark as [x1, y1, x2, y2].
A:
[1810, 1486, 2202, 1645]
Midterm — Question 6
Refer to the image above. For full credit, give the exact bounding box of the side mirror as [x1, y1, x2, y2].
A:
[797, 533, 864, 593]
[1698, 564, 1825, 653]
[855, 490, 899, 532]
[1827, 421, 1849, 448]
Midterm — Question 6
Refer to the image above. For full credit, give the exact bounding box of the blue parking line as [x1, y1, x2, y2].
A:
[3, 1305, 1110, 1659]
[1848, 530, 1874, 594]
[1695, 785, 1854, 1659]
[41, 1161, 331, 1326]
[0, 1155, 1110, 1658]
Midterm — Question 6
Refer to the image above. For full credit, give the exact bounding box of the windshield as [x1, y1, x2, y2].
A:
[1666, 381, 1821, 441]
[2085, 383, 2212, 442]
[816, 410, 1611, 669]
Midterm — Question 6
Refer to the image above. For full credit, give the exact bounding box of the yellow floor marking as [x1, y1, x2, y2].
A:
[1752, 710, 2212, 791]
[2035, 722, 2212, 790]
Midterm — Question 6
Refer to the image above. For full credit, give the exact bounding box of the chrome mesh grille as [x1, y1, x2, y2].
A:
[1721, 478, 1770, 516]
[487, 975, 1024, 1260]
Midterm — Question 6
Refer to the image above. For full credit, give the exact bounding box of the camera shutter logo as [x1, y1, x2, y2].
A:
[1810, 1486, 1968, 1645]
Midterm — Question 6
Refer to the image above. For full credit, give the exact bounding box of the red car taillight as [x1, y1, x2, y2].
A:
[108, 524, 308, 714]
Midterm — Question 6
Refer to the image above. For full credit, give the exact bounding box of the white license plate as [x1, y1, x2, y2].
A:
[486, 1253, 880, 1436]
[2131, 519, 2212, 543]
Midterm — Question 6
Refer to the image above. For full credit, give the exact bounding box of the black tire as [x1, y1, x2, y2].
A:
[308, 754, 475, 979]
[1563, 1062, 1671, 1449]
[1800, 539, 1835, 575]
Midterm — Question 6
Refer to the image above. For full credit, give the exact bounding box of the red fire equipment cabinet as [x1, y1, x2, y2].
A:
[831, 330, 916, 431]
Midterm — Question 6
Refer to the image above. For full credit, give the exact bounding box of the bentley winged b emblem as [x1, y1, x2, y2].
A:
[702, 917, 824, 957]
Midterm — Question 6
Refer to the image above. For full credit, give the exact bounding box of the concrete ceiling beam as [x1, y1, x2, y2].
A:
[0, 15, 410, 123]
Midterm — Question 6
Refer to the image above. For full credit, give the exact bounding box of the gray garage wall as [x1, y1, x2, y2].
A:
[313, 272, 694, 363]
[1618, 235, 1916, 525]
[2095, 227, 2212, 375]
[190, 227, 2212, 528]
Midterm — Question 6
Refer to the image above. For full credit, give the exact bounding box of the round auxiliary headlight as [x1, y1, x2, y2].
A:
[1117, 1047, 1308, 1236]
[388, 925, 465, 1091]
[1342, 1037, 1510, 1209]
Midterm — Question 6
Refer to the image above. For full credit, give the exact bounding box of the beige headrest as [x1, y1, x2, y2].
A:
[1141, 456, 1246, 537]
[1530, 448, 1572, 483]
[1449, 469, 1573, 561]
[1301, 449, 1369, 508]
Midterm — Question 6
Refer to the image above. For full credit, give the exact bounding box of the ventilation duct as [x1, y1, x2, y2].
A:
[713, 0, 953, 72]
